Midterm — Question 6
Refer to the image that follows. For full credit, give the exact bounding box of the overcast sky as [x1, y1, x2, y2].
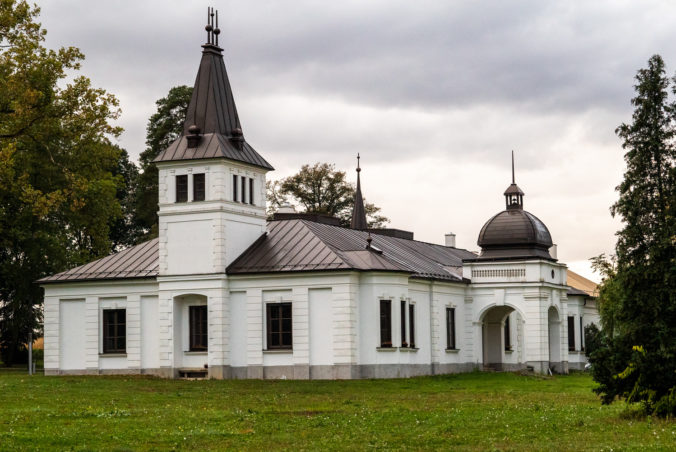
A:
[37, 1, 676, 281]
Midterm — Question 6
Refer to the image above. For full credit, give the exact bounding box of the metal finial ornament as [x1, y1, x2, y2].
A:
[367, 232, 373, 247]
[214, 10, 220, 46]
[511, 150, 515, 184]
[356, 153, 361, 173]
[205, 7, 220, 45]
[205, 7, 213, 44]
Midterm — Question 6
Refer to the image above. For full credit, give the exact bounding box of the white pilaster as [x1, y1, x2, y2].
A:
[332, 277, 358, 365]
[43, 296, 59, 372]
[158, 292, 174, 370]
[246, 288, 263, 366]
[85, 296, 98, 370]
[292, 287, 309, 365]
[126, 295, 142, 369]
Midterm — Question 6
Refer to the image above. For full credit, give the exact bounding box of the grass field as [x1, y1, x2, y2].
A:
[0, 371, 674, 451]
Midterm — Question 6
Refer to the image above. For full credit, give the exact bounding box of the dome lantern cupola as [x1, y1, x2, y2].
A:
[473, 152, 555, 261]
[504, 151, 524, 210]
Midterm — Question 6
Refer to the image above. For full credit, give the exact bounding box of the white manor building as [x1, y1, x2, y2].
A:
[40, 14, 599, 379]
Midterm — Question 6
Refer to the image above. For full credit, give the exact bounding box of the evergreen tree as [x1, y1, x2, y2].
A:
[0, 1, 126, 364]
[133, 85, 192, 240]
[587, 55, 676, 416]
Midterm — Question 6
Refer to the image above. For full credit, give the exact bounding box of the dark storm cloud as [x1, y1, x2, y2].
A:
[43, 1, 673, 117]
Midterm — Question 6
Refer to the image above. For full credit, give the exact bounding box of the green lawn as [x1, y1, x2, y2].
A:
[0, 371, 673, 451]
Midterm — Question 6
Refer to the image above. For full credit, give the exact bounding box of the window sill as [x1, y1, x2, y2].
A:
[445, 348, 460, 353]
[505, 349, 513, 354]
[184, 351, 208, 355]
[263, 349, 293, 354]
[376, 347, 397, 352]
[399, 347, 419, 353]
[99, 353, 126, 357]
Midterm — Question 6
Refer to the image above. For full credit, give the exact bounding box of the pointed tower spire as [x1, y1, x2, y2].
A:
[504, 150, 524, 210]
[351, 154, 368, 230]
[184, 7, 242, 141]
[153, 7, 273, 170]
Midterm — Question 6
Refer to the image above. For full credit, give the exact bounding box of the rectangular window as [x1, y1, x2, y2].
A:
[232, 175, 238, 202]
[193, 173, 205, 201]
[266, 303, 292, 349]
[102, 309, 126, 354]
[249, 178, 255, 205]
[446, 307, 456, 350]
[379, 300, 392, 347]
[580, 317, 585, 351]
[504, 316, 511, 351]
[409, 304, 416, 348]
[568, 316, 576, 351]
[189, 305, 208, 351]
[400, 300, 407, 347]
[241, 176, 247, 203]
[176, 175, 188, 203]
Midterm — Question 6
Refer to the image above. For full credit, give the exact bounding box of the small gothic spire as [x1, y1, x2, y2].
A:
[351, 154, 368, 230]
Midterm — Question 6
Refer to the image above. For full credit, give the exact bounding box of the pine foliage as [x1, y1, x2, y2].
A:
[587, 55, 676, 416]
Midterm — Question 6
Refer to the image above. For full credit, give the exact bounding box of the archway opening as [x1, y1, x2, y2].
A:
[481, 305, 515, 371]
[173, 294, 208, 370]
[548, 306, 561, 373]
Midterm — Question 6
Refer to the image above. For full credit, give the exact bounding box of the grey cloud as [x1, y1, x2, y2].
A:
[34, 0, 675, 271]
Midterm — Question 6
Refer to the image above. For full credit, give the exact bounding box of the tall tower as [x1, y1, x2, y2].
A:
[153, 8, 274, 277]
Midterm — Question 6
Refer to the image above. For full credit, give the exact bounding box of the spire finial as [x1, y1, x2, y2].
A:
[356, 153, 361, 173]
[205, 7, 220, 46]
[214, 10, 220, 47]
[511, 150, 515, 184]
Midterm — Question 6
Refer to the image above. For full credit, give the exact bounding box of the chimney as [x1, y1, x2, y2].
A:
[277, 203, 296, 214]
[549, 244, 557, 259]
[445, 233, 456, 248]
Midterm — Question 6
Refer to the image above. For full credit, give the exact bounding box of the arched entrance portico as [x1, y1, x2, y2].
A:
[480, 305, 524, 371]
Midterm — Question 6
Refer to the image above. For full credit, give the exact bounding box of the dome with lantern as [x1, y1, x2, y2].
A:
[475, 154, 554, 261]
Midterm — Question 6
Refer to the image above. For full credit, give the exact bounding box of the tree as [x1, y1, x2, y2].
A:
[132, 85, 192, 240]
[109, 147, 141, 250]
[586, 55, 676, 416]
[268, 162, 389, 228]
[0, 1, 126, 364]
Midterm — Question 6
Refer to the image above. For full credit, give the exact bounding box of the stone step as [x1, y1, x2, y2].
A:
[178, 368, 208, 379]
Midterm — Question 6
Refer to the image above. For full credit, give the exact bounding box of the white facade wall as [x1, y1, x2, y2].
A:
[43, 262, 596, 378]
[43, 280, 158, 376]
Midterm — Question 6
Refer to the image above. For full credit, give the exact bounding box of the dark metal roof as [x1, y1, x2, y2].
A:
[39, 220, 477, 284]
[153, 42, 273, 170]
[472, 209, 554, 261]
[503, 183, 524, 196]
[227, 219, 476, 282]
[154, 133, 272, 169]
[39, 239, 159, 283]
